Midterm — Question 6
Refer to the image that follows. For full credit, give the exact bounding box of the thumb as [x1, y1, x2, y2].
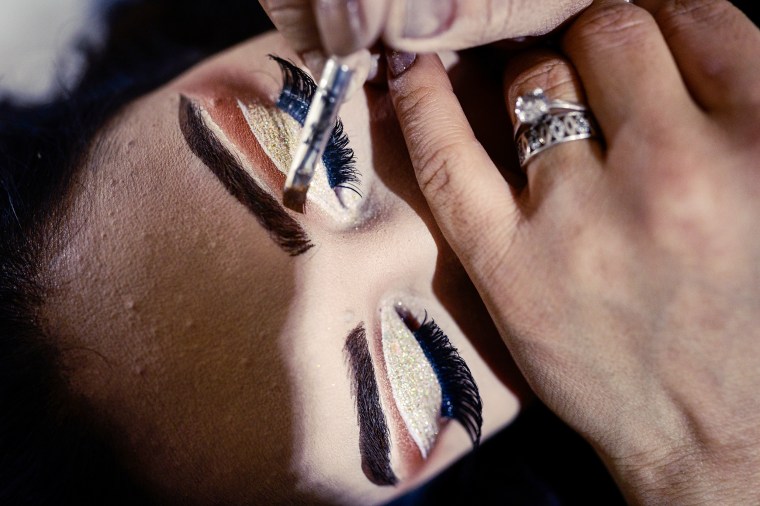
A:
[313, 0, 389, 56]
[384, 0, 591, 52]
[260, 0, 325, 73]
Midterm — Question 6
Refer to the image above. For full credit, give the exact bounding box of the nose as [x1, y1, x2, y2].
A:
[315, 201, 441, 307]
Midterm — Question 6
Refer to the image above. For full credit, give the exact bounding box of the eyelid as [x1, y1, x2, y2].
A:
[178, 94, 313, 256]
[269, 56, 364, 208]
[380, 304, 442, 458]
[380, 301, 483, 459]
[238, 97, 369, 227]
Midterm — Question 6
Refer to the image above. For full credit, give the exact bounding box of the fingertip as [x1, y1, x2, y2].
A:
[316, 0, 388, 55]
[343, 49, 373, 100]
[386, 50, 417, 78]
[301, 49, 327, 80]
[386, 52, 447, 89]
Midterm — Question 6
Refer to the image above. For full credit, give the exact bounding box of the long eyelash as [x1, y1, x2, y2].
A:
[269, 55, 361, 195]
[271, 55, 314, 122]
[412, 316, 483, 447]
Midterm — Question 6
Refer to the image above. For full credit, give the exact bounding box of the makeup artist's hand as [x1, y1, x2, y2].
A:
[389, 0, 760, 503]
[258, 0, 590, 75]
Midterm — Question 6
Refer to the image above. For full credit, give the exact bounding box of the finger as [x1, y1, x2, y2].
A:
[638, 0, 760, 111]
[383, 0, 591, 52]
[336, 49, 373, 100]
[387, 53, 520, 276]
[503, 51, 603, 200]
[313, 0, 389, 55]
[260, 0, 326, 72]
[561, 0, 701, 140]
[260, 0, 374, 90]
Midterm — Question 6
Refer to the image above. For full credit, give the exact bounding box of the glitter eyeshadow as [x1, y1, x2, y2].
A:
[238, 101, 300, 173]
[238, 100, 363, 223]
[380, 303, 442, 458]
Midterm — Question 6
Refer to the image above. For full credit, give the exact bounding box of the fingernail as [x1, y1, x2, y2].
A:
[317, 0, 367, 54]
[403, 0, 455, 39]
[387, 50, 417, 78]
[302, 49, 325, 80]
[344, 49, 372, 100]
[366, 53, 382, 82]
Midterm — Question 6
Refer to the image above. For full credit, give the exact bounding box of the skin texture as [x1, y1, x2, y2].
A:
[386, 0, 760, 503]
[42, 32, 522, 505]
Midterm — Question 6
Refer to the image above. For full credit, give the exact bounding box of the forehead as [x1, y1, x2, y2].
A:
[41, 31, 383, 501]
[44, 77, 307, 491]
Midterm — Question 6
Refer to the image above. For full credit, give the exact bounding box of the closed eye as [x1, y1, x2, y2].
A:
[270, 55, 361, 198]
[178, 94, 313, 256]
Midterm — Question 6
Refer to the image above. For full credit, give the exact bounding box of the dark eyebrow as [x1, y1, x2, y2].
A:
[344, 324, 397, 486]
[178, 95, 313, 256]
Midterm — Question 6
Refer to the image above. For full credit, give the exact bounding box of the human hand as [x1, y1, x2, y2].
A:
[387, 0, 760, 503]
[258, 0, 591, 75]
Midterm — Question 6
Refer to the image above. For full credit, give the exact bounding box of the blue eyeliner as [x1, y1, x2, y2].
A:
[271, 56, 360, 197]
[269, 56, 357, 210]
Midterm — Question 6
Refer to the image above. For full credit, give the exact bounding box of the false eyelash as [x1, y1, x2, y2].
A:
[268, 55, 361, 196]
[411, 316, 483, 447]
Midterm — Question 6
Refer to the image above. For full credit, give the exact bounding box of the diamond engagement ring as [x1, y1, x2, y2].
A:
[514, 88, 598, 168]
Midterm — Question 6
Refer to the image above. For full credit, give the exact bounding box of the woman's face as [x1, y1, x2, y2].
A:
[47, 31, 522, 504]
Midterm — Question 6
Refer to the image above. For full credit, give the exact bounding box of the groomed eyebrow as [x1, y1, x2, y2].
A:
[178, 95, 313, 256]
[344, 323, 397, 486]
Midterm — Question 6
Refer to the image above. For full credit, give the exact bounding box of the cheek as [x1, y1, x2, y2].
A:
[55, 120, 314, 501]
[143, 216, 303, 500]
[122, 171, 306, 501]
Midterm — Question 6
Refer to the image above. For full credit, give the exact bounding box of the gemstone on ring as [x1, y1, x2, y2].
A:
[515, 88, 549, 125]
[575, 114, 591, 133]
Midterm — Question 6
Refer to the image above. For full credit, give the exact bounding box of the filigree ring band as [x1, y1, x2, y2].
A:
[514, 88, 598, 168]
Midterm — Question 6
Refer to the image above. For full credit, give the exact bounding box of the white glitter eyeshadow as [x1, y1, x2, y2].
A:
[238, 100, 364, 224]
[238, 101, 300, 174]
[380, 303, 442, 458]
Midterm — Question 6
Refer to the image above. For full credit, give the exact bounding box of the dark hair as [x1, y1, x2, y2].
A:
[5, 1, 757, 505]
[0, 1, 272, 503]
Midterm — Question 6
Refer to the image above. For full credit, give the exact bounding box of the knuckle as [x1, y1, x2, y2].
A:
[393, 84, 439, 127]
[658, 0, 733, 28]
[264, 0, 321, 52]
[656, 0, 737, 43]
[392, 79, 479, 201]
[510, 58, 579, 104]
[610, 124, 725, 250]
[567, 2, 654, 50]
[393, 86, 467, 195]
[485, 0, 515, 40]
[414, 139, 467, 196]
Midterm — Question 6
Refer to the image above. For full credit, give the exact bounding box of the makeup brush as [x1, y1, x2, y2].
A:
[283, 56, 354, 211]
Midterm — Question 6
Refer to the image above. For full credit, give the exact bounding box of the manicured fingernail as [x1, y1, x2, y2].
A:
[402, 0, 455, 39]
[387, 50, 417, 78]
